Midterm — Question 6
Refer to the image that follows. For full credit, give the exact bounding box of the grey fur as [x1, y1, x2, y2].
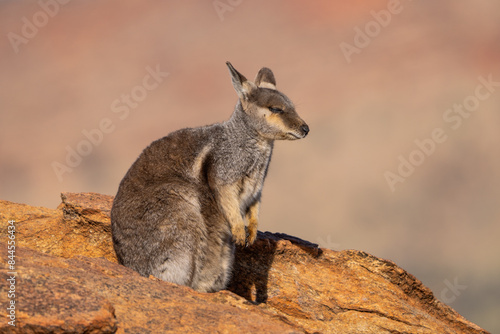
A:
[111, 62, 309, 292]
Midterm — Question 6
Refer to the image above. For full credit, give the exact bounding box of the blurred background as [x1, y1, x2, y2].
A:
[1, 0, 499, 331]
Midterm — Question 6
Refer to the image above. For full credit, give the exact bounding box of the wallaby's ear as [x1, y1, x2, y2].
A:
[254, 67, 276, 89]
[226, 61, 256, 100]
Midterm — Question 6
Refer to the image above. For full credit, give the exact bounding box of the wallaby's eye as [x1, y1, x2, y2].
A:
[268, 107, 284, 114]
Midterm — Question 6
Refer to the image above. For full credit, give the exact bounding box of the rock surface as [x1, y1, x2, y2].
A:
[0, 193, 490, 333]
[1, 193, 116, 263]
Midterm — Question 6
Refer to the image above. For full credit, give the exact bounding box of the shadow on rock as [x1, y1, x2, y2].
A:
[228, 231, 322, 304]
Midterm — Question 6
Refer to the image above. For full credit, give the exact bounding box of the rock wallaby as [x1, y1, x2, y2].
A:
[111, 62, 309, 292]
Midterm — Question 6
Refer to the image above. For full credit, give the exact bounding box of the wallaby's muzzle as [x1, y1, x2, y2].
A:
[284, 118, 309, 140]
[300, 123, 310, 137]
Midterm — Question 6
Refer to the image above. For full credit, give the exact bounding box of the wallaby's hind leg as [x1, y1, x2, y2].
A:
[137, 184, 235, 292]
[146, 186, 208, 288]
[192, 229, 234, 292]
[153, 249, 195, 287]
[150, 214, 204, 288]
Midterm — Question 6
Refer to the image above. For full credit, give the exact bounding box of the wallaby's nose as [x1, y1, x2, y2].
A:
[301, 124, 310, 137]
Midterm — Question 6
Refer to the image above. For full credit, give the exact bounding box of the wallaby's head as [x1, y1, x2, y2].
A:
[226, 62, 309, 141]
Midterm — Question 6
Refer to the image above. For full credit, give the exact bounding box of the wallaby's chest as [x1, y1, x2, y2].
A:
[237, 145, 272, 210]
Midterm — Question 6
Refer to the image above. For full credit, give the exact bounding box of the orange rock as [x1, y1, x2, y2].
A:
[0, 193, 117, 262]
[230, 233, 488, 333]
[0, 246, 302, 333]
[0, 193, 490, 333]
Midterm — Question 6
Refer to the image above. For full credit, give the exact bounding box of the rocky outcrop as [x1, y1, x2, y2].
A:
[1, 192, 116, 262]
[0, 193, 490, 333]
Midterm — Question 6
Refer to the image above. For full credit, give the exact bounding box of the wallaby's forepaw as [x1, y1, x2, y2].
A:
[231, 224, 246, 246]
[246, 225, 257, 246]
